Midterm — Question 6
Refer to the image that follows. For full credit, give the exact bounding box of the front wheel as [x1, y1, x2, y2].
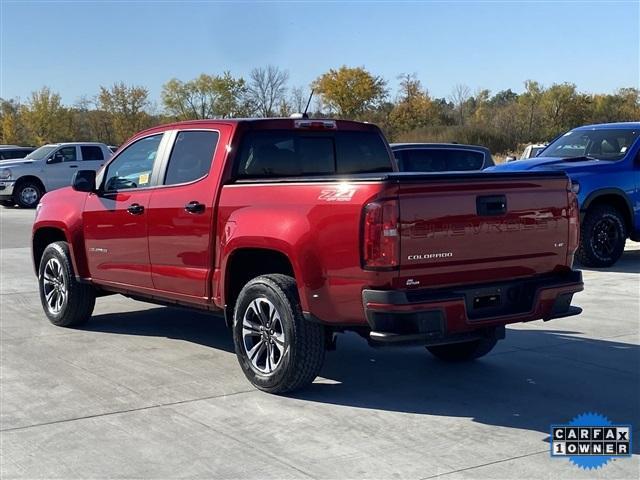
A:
[576, 205, 626, 268]
[15, 181, 42, 208]
[38, 241, 96, 327]
[427, 337, 498, 362]
[232, 274, 325, 394]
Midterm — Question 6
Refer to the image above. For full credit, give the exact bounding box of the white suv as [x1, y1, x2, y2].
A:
[0, 142, 112, 208]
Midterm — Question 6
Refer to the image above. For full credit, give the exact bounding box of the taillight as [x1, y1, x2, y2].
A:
[363, 199, 399, 269]
[567, 181, 580, 261]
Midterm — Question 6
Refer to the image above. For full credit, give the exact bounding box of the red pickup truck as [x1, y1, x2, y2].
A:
[32, 118, 584, 393]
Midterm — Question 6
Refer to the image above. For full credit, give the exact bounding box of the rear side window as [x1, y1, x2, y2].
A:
[164, 131, 219, 185]
[235, 130, 392, 179]
[81, 146, 104, 161]
[399, 149, 485, 172]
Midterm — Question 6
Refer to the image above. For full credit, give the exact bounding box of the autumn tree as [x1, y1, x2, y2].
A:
[0, 98, 28, 145]
[313, 66, 387, 118]
[389, 74, 438, 135]
[98, 82, 151, 144]
[22, 87, 73, 144]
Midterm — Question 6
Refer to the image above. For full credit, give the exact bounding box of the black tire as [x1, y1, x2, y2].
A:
[0, 200, 14, 207]
[427, 337, 498, 362]
[232, 274, 325, 394]
[576, 204, 626, 268]
[15, 180, 43, 208]
[38, 241, 96, 327]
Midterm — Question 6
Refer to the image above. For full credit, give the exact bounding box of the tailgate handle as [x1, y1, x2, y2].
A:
[477, 195, 507, 216]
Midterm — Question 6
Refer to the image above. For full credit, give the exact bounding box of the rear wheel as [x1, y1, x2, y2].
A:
[15, 180, 43, 208]
[38, 241, 96, 327]
[232, 274, 325, 394]
[427, 337, 498, 362]
[576, 205, 626, 268]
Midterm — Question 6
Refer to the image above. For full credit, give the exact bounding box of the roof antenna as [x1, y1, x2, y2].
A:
[302, 89, 314, 119]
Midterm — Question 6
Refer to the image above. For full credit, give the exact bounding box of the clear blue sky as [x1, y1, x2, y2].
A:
[1, 0, 639, 107]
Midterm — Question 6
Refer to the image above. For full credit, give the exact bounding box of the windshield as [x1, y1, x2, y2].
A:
[24, 145, 57, 160]
[542, 128, 639, 161]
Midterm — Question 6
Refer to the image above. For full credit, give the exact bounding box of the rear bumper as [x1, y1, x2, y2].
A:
[363, 270, 583, 345]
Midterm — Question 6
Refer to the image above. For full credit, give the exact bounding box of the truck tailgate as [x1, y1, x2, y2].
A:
[395, 172, 572, 288]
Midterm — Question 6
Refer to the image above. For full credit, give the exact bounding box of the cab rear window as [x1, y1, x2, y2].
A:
[235, 130, 393, 179]
[398, 148, 485, 172]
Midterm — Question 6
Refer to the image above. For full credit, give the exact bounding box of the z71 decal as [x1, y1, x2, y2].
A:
[318, 187, 357, 202]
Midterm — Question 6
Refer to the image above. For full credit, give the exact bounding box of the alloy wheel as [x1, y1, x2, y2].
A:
[591, 217, 619, 260]
[42, 258, 67, 314]
[242, 298, 286, 375]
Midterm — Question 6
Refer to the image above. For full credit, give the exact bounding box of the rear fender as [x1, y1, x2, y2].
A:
[216, 212, 322, 312]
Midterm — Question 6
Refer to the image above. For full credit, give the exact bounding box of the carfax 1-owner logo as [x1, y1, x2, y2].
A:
[551, 412, 632, 470]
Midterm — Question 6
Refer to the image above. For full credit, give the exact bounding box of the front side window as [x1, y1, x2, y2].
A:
[104, 134, 163, 191]
[164, 131, 219, 185]
[544, 128, 639, 161]
[81, 146, 104, 161]
[50, 146, 77, 163]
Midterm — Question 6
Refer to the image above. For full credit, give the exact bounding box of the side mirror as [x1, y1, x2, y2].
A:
[72, 170, 96, 192]
[47, 154, 63, 164]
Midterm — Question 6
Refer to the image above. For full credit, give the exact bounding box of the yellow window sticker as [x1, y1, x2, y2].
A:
[139, 172, 150, 185]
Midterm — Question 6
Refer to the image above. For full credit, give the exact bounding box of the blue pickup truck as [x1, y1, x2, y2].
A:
[489, 122, 639, 267]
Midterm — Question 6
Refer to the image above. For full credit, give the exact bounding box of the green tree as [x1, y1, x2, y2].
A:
[313, 66, 387, 118]
[162, 73, 248, 120]
[518, 80, 544, 140]
[540, 83, 586, 136]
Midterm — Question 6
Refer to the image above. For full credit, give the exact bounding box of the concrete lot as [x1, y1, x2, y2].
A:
[0, 206, 638, 479]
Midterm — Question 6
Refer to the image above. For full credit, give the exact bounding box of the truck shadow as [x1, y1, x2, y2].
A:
[85, 306, 235, 353]
[299, 329, 640, 452]
[84, 308, 638, 452]
[577, 248, 640, 274]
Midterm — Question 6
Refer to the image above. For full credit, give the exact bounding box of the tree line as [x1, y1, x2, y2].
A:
[1, 65, 638, 155]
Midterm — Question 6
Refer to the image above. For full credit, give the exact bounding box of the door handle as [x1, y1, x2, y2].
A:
[476, 195, 507, 216]
[127, 203, 145, 215]
[68, 165, 78, 168]
[184, 201, 205, 214]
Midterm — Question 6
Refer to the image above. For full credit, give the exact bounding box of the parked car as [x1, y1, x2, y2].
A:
[0, 142, 111, 208]
[391, 143, 494, 172]
[0, 145, 35, 160]
[488, 122, 640, 267]
[32, 118, 583, 394]
[520, 143, 547, 160]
